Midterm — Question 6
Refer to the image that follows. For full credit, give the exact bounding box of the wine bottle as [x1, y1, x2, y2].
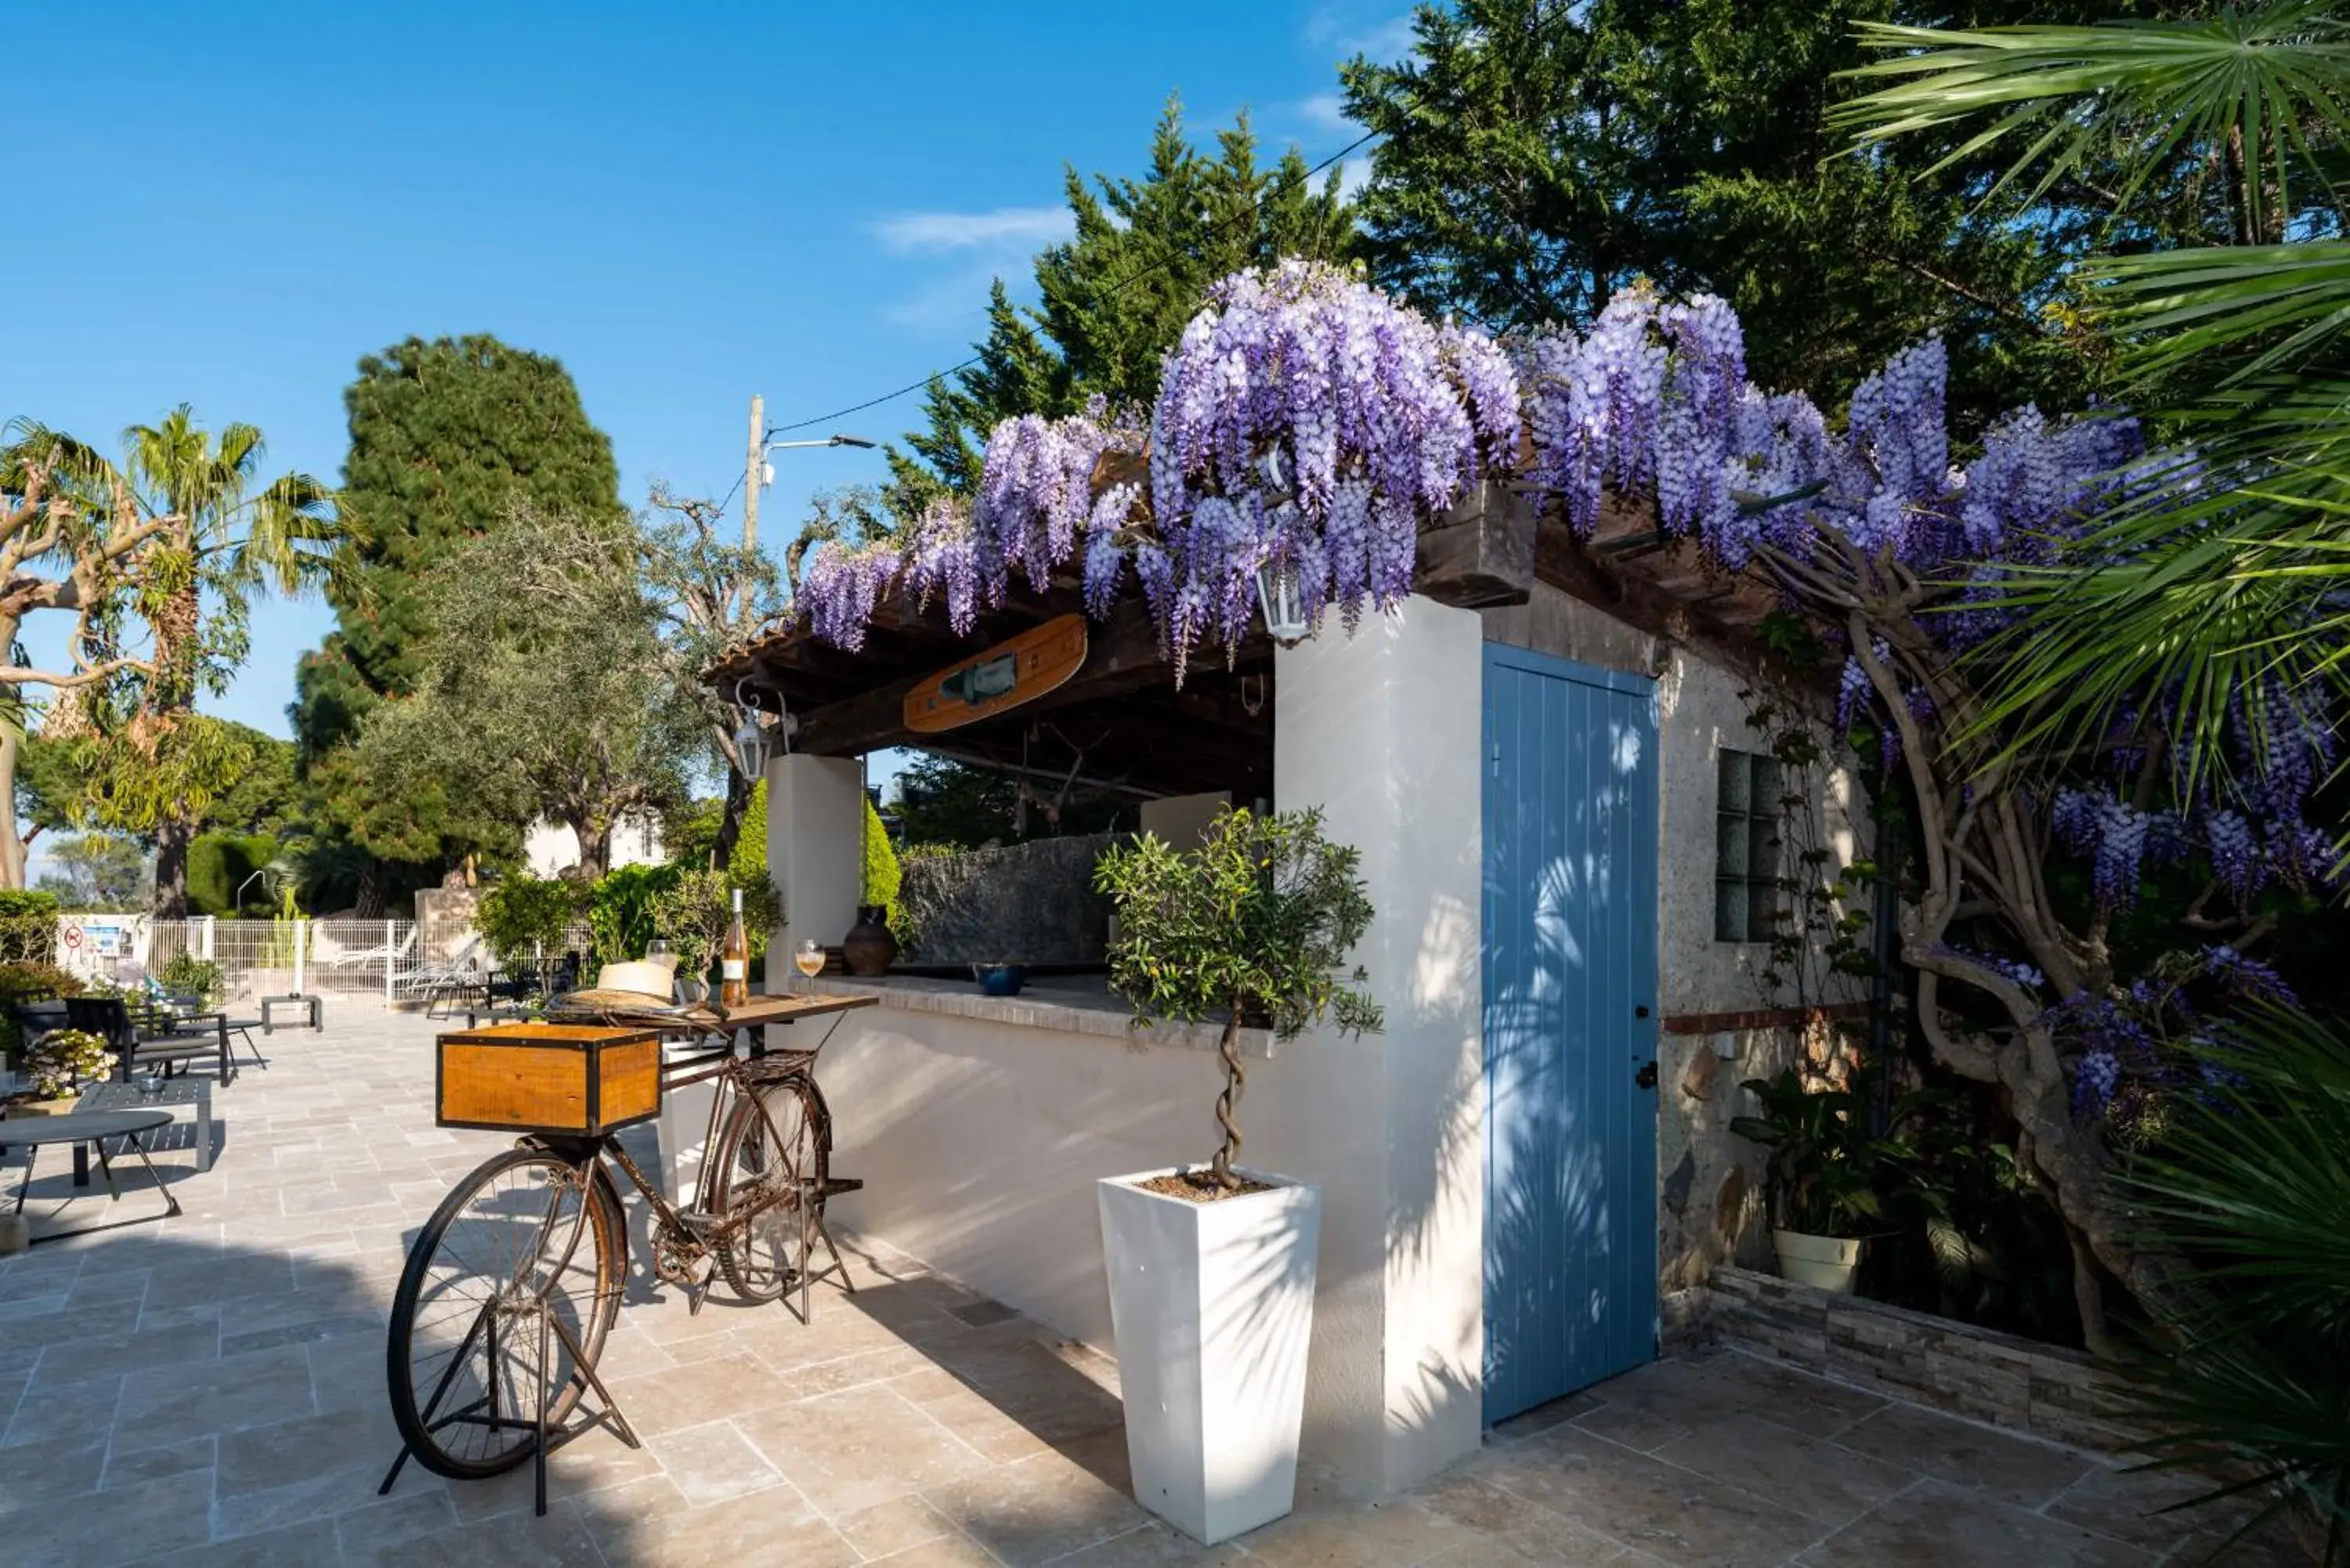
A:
[720, 887, 750, 1008]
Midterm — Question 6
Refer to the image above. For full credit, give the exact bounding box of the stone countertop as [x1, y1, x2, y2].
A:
[783, 975, 1277, 1059]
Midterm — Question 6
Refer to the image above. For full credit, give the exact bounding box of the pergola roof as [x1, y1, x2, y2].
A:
[710, 579, 1280, 802]
[707, 489, 1792, 802]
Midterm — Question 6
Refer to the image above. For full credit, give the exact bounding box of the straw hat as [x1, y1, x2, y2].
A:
[569, 956, 679, 1009]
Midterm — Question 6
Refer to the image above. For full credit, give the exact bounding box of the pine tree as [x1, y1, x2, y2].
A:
[1340, 0, 2119, 429]
[884, 99, 1356, 514]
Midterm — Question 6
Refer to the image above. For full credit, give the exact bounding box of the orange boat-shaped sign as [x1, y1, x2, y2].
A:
[902, 614, 1089, 734]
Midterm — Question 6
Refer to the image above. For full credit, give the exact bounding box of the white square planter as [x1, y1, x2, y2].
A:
[1097, 1167, 1321, 1545]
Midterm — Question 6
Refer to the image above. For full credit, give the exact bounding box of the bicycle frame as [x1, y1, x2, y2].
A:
[534, 1048, 825, 1317]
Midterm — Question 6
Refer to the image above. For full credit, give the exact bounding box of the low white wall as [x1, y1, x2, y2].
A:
[817, 1005, 1302, 1349]
[779, 597, 1486, 1499]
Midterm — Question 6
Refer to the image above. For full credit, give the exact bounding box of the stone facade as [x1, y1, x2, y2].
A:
[410, 887, 479, 963]
[894, 834, 1115, 966]
[1701, 1266, 2137, 1451]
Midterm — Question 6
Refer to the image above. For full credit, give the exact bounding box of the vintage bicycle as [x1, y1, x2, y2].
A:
[377, 993, 876, 1513]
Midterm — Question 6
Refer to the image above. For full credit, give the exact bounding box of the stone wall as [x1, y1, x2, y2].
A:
[411, 887, 479, 963]
[1703, 1266, 2135, 1451]
[895, 835, 1115, 966]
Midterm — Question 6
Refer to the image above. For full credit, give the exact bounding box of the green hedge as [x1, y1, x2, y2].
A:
[188, 833, 279, 915]
[0, 890, 60, 964]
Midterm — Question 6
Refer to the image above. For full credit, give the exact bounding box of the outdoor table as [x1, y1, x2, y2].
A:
[261, 994, 322, 1034]
[74, 1078, 212, 1174]
[0, 1107, 183, 1241]
[550, 990, 877, 1066]
[219, 1018, 268, 1072]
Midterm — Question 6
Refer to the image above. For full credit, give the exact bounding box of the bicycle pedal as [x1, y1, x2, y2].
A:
[674, 1209, 722, 1235]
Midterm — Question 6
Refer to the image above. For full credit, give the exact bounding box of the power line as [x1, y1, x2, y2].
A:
[765, 125, 1380, 439]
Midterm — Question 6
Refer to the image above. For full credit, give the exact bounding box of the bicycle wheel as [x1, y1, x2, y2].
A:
[385, 1144, 623, 1479]
[710, 1075, 828, 1303]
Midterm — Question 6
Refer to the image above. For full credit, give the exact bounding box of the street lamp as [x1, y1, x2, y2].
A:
[761, 433, 875, 486]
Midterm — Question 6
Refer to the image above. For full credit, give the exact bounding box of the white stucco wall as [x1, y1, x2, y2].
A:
[1271, 596, 1486, 1492]
[779, 597, 1487, 1499]
[769, 754, 864, 966]
[521, 814, 664, 878]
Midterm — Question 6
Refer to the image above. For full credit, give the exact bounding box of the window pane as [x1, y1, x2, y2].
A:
[1716, 879, 1747, 941]
[1718, 750, 1749, 814]
[1752, 757, 1782, 818]
[1748, 815, 1778, 881]
[1717, 817, 1748, 877]
[1748, 878, 1778, 938]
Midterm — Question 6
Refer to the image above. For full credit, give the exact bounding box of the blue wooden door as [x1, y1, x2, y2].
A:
[1481, 644, 1661, 1425]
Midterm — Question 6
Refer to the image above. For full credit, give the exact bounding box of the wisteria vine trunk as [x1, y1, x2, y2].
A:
[1770, 538, 2176, 1344]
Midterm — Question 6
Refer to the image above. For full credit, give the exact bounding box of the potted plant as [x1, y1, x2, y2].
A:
[842, 798, 902, 977]
[7, 1028, 114, 1116]
[1091, 805, 1383, 1545]
[1732, 1067, 1883, 1293]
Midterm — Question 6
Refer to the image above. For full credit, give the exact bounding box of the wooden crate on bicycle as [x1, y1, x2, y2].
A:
[435, 1023, 661, 1136]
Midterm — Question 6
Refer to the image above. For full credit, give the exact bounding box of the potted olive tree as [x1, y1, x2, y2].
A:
[1091, 805, 1382, 1545]
[1732, 1068, 1883, 1293]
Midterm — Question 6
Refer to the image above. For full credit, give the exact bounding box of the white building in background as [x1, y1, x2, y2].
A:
[520, 814, 663, 879]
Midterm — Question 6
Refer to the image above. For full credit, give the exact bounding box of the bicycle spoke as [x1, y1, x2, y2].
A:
[389, 1147, 620, 1481]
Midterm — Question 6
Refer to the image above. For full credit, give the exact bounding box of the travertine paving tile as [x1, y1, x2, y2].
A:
[1795, 1478, 2141, 1567]
[0, 1005, 2236, 1567]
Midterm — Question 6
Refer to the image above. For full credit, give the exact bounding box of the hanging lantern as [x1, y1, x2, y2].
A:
[1256, 558, 1310, 646]
[732, 681, 776, 780]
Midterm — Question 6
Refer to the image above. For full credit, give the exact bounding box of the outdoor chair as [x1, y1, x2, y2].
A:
[403, 935, 487, 1018]
[324, 925, 418, 974]
[143, 992, 266, 1075]
[65, 997, 233, 1085]
[10, 999, 70, 1046]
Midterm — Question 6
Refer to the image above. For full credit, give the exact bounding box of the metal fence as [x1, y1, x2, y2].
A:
[52, 912, 611, 1005]
[59, 916, 425, 1003]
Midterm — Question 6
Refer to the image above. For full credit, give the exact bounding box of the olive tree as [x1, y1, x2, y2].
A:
[1094, 806, 1383, 1192]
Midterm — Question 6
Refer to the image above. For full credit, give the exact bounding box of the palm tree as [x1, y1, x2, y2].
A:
[1829, 4, 2350, 784]
[116, 407, 342, 914]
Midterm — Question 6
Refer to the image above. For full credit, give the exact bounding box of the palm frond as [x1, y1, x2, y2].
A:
[1832, 5, 2350, 242]
[2115, 1006, 2350, 1549]
[2082, 241, 2350, 390]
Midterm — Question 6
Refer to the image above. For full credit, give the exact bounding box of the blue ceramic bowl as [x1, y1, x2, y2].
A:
[974, 964, 1026, 998]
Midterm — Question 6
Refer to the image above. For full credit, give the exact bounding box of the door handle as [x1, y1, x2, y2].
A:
[1635, 1060, 1658, 1090]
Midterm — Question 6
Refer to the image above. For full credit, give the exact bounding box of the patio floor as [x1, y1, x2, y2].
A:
[0, 1006, 2307, 1566]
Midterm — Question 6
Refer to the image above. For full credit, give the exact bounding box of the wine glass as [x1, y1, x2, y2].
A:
[794, 939, 826, 981]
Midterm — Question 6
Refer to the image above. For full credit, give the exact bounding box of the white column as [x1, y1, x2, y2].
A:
[1271, 594, 1486, 1494]
[199, 916, 215, 962]
[291, 919, 308, 997]
[385, 918, 396, 1002]
[765, 752, 863, 988]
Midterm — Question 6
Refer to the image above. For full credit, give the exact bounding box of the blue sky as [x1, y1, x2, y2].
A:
[6, 0, 1405, 746]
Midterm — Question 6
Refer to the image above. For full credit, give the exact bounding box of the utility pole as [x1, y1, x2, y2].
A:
[743, 392, 764, 558]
